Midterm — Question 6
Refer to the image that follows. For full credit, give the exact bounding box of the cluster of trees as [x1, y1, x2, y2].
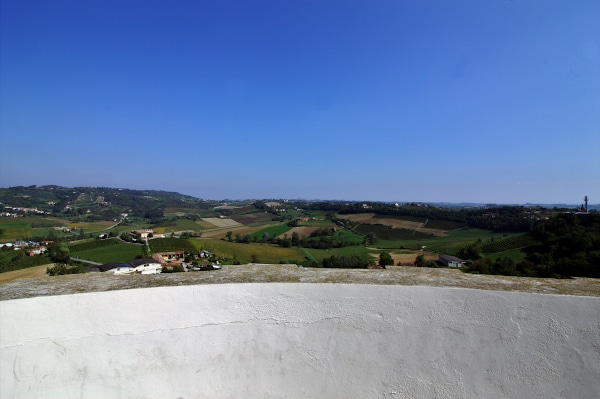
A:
[527, 213, 599, 277]
[461, 213, 599, 278]
[322, 255, 370, 269]
[226, 230, 361, 250]
[338, 203, 540, 232]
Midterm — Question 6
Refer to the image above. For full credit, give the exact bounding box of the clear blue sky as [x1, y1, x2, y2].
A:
[1, 0, 598, 204]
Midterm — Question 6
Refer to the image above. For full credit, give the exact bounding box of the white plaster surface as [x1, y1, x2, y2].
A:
[1, 284, 599, 398]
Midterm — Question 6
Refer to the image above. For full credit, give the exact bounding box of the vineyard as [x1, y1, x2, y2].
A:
[72, 244, 143, 264]
[423, 233, 536, 257]
[149, 237, 197, 253]
[68, 238, 121, 253]
[0, 251, 52, 273]
[423, 219, 465, 230]
[480, 234, 536, 254]
[426, 241, 471, 256]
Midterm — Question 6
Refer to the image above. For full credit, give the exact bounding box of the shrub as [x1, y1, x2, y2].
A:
[46, 263, 87, 276]
[161, 265, 184, 273]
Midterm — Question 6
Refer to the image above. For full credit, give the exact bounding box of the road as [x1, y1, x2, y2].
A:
[70, 258, 102, 266]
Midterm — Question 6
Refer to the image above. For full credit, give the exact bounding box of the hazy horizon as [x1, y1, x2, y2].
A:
[1, 1, 598, 203]
[0, 183, 596, 207]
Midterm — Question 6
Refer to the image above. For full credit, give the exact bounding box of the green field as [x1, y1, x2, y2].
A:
[157, 218, 206, 233]
[355, 224, 435, 241]
[0, 219, 35, 241]
[149, 237, 198, 253]
[196, 239, 304, 264]
[71, 244, 143, 264]
[0, 217, 120, 242]
[334, 229, 365, 244]
[302, 246, 374, 262]
[417, 228, 520, 255]
[69, 238, 121, 252]
[299, 219, 335, 227]
[250, 224, 292, 240]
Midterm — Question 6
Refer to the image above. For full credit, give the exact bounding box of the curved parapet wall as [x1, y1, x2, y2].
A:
[1, 284, 599, 398]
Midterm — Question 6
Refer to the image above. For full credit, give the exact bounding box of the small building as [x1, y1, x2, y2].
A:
[131, 229, 154, 239]
[152, 251, 185, 266]
[26, 246, 47, 256]
[99, 258, 162, 275]
[439, 255, 465, 268]
[199, 250, 213, 258]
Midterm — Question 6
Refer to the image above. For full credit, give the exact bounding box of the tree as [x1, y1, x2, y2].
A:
[250, 254, 261, 263]
[379, 252, 393, 267]
[458, 243, 481, 261]
[365, 232, 377, 245]
[414, 254, 426, 267]
[291, 232, 300, 246]
[226, 231, 233, 241]
[46, 263, 86, 276]
[49, 242, 70, 263]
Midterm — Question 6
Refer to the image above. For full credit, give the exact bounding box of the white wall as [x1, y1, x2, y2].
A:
[1, 284, 599, 399]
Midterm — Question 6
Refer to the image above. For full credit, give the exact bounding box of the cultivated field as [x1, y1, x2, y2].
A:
[345, 213, 449, 237]
[200, 226, 257, 238]
[389, 250, 438, 265]
[231, 212, 274, 225]
[201, 218, 241, 228]
[281, 226, 322, 238]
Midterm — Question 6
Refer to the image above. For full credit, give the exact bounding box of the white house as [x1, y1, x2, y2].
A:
[439, 255, 465, 268]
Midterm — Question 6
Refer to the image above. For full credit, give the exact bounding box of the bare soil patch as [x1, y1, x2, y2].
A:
[343, 213, 375, 222]
[201, 226, 257, 238]
[201, 218, 241, 228]
[232, 213, 273, 225]
[361, 217, 423, 229]
[388, 250, 438, 265]
[0, 264, 52, 285]
[342, 214, 447, 237]
[280, 226, 321, 238]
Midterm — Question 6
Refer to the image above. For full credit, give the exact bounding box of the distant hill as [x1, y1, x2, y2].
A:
[0, 185, 214, 221]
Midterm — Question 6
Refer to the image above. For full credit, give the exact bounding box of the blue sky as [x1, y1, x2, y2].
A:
[1, 0, 598, 203]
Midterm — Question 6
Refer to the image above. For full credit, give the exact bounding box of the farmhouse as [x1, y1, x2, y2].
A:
[439, 255, 465, 268]
[131, 229, 154, 240]
[152, 251, 185, 267]
[26, 246, 47, 256]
